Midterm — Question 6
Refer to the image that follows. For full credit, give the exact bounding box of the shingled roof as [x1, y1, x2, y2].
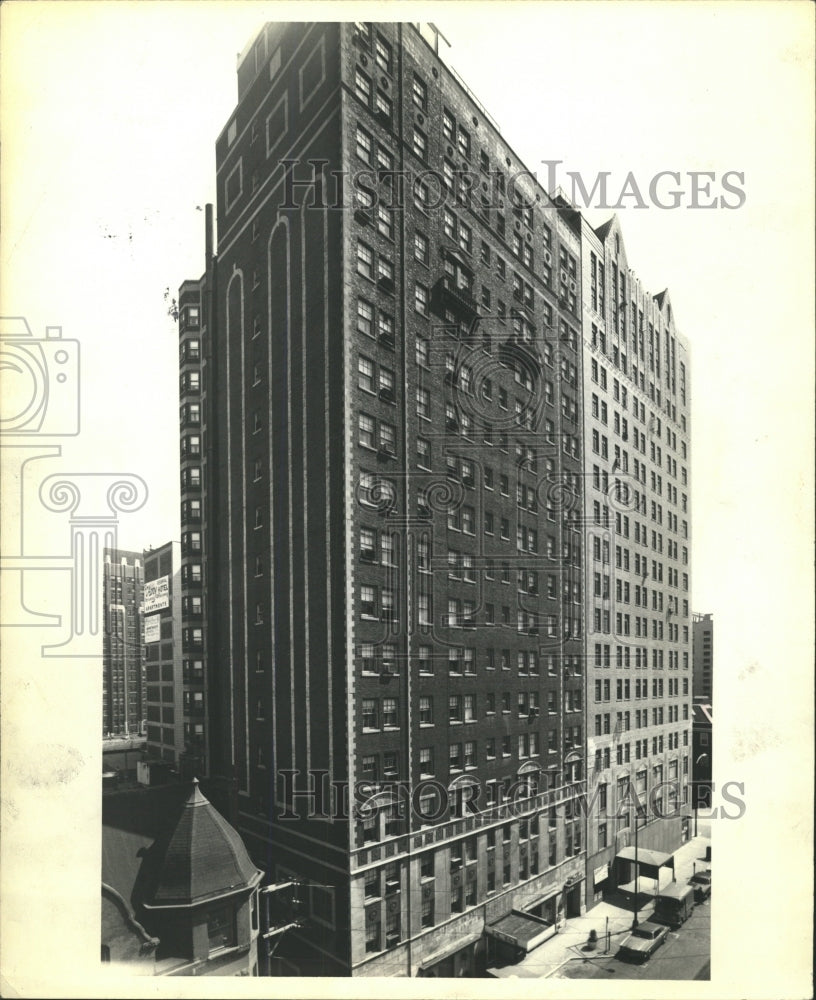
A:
[145, 779, 262, 908]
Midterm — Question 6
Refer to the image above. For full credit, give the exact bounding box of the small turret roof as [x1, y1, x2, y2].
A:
[148, 779, 261, 906]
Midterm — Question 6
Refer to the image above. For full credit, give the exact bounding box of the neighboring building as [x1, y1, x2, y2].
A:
[183, 21, 588, 977]
[692, 611, 713, 702]
[178, 20, 694, 976]
[103, 734, 148, 791]
[103, 549, 145, 737]
[102, 778, 263, 975]
[692, 613, 713, 810]
[144, 541, 184, 764]
[577, 211, 693, 908]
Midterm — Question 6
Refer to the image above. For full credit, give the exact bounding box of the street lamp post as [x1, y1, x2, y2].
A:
[693, 754, 709, 837]
[631, 804, 640, 929]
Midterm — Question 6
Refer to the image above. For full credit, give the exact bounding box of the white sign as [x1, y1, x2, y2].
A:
[144, 614, 161, 644]
[593, 863, 610, 886]
[144, 575, 170, 613]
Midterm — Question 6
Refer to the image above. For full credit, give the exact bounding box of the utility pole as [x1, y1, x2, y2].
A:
[631, 800, 640, 929]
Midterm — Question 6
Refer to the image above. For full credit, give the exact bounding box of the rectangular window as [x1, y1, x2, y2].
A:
[355, 69, 371, 105]
[357, 241, 374, 279]
[415, 282, 429, 315]
[414, 231, 429, 265]
[412, 73, 427, 110]
[412, 127, 427, 161]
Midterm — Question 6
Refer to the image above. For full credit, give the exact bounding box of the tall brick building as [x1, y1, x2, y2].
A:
[177, 21, 692, 976]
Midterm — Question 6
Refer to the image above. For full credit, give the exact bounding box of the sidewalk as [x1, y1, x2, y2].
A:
[487, 831, 711, 979]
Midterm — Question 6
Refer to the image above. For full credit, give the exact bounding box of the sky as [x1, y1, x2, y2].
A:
[1, 3, 814, 995]
[3, 1, 812, 614]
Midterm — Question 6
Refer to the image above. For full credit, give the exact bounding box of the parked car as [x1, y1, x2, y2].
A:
[617, 921, 670, 962]
[688, 870, 712, 902]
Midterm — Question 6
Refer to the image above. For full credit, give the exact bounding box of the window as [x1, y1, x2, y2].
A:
[414, 230, 429, 265]
[374, 35, 391, 73]
[207, 906, 235, 954]
[412, 127, 427, 161]
[354, 68, 371, 105]
[365, 912, 380, 952]
[356, 125, 373, 163]
[417, 387, 430, 420]
[383, 698, 398, 728]
[419, 696, 433, 725]
[375, 421, 394, 455]
[378, 366, 394, 399]
[377, 255, 394, 286]
[412, 73, 427, 110]
[359, 413, 375, 449]
[362, 698, 378, 730]
[415, 282, 429, 316]
[413, 177, 430, 212]
[376, 204, 393, 240]
[357, 241, 374, 279]
[360, 585, 376, 618]
[358, 355, 374, 393]
[356, 298, 374, 338]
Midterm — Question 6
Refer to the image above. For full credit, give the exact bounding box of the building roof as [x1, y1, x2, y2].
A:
[147, 779, 261, 907]
[103, 782, 185, 910]
[594, 216, 616, 242]
[102, 779, 261, 917]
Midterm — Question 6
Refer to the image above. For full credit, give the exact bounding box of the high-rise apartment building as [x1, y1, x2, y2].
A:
[102, 549, 145, 737]
[179, 275, 209, 779]
[178, 21, 692, 976]
[692, 611, 713, 702]
[578, 212, 693, 905]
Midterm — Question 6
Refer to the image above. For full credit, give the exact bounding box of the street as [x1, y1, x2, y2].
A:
[557, 897, 710, 981]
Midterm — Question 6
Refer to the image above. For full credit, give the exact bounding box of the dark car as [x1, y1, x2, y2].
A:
[688, 870, 712, 902]
[618, 921, 670, 962]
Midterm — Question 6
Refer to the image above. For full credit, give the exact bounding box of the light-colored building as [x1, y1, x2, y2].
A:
[577, 210, 693, 908]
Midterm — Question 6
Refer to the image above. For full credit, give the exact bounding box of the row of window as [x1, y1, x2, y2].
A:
[591, 642, 690, 671]
[360, 690, 582, 730]
[593, 705, 689, 735]
[593, 676, 689, 701]
[357, 583, 583, 635]
[357, 643, 580, 675]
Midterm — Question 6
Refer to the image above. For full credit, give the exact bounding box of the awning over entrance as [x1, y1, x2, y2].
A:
[616, 846, 675, 879]
[417, 930, 482, 971]
[486, 911, 555, 953]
